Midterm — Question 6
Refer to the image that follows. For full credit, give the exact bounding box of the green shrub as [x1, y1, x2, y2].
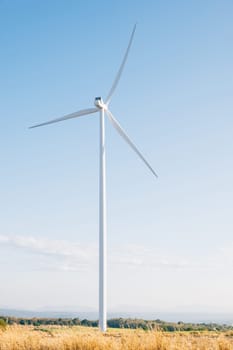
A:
[0, 318, 7, 331]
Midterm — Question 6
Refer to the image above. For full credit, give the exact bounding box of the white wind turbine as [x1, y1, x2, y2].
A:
[30, 24, 158, 332]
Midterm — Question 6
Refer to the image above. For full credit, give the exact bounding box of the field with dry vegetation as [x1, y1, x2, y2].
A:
[1, 325, 233, 350]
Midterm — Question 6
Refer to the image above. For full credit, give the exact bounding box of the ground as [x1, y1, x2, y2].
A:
[1, 325, 233, 350]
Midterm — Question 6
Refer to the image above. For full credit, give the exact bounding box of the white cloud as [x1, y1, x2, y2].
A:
[110, 244, 197, 270]
[0, 234, 97, 271]
[0, 235, 229, 272]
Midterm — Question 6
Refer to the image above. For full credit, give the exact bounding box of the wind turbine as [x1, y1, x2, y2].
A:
[30, 24, 158, 332]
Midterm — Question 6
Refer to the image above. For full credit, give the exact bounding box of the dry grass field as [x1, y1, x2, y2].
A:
[0, 325, 233, 350]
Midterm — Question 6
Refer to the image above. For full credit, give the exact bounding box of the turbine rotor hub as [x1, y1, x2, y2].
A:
[94, 97, 107, 110]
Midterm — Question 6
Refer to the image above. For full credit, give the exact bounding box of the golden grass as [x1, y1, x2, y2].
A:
[0, 325, 233, 350]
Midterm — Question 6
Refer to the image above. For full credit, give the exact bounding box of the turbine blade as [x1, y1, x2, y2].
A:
[29, 107, 98, 129]
[105, 24, 137, 105]
[106, 109, 158, 178]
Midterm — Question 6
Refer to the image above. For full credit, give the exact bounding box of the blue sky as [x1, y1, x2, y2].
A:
[0, 0, 233, 314]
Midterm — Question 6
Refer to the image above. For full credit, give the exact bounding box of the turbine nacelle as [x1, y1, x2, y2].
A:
[94, 97, 107, 110]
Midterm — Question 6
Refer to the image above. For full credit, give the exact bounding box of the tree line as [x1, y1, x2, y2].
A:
[0, 316, 232, 332]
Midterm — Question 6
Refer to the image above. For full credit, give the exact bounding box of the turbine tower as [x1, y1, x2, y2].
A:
[30, 24, 158, 332]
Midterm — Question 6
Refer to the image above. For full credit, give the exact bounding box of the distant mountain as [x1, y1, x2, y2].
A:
[0, 308, 97, 319]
